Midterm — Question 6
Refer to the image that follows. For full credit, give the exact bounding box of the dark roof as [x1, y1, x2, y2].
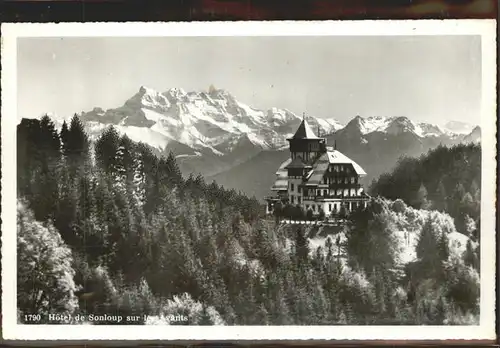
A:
[289, 119, 319, 139]
[285, 156, 312, 169]
[271, 158, 290, 191]
[307, 153, 330, 185]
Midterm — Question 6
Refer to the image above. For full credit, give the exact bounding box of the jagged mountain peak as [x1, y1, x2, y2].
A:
[343, 115, 365, 134]
[463, 125, 481, 143]
[163, 87, 188, 102]
[127, 86, 171, 109]
[385, 116, 416, 135]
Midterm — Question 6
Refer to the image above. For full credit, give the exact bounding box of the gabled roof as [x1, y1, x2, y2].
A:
[289, 119, 320, 139]
[285, 156, 312, 169]
[271, 179, 288, 191]
[327, 150, 367, 175]
[306, 150, 367, 186]
[271, 158, 290, 191]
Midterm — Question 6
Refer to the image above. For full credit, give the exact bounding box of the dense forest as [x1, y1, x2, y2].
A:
[370, 144, 481, 243]
[17, 115, 480, 325]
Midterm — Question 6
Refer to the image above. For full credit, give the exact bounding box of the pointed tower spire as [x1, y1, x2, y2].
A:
[303, 112, 305, 121]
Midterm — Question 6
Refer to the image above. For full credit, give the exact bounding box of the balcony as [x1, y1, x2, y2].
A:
[302, 193, 370, 202]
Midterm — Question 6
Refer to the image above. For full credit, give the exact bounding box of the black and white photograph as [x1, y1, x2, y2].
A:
[1, 21, 496, 341]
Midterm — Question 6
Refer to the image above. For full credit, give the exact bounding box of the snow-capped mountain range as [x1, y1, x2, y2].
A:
[341, 115, 448, 138]
[76, 86, 342, 157]
[42, 85, 478, 158]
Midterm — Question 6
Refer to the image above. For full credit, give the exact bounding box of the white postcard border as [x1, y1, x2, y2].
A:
[1, 19, 497, 341]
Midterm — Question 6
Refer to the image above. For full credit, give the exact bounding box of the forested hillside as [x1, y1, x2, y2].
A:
[369, 144, 481, 242]
[17, 115, 480, 325]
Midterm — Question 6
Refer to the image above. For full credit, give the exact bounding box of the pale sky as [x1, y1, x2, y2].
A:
[17, 35, 481, 125]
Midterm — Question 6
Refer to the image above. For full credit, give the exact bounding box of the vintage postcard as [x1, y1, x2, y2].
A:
[1, 20, 496, 341]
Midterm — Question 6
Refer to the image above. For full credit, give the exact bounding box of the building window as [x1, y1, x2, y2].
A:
[312, 205, 316, 211]
[290, 195, 294, 204]
[329, 203, 332, 212]
[306, 204, 310, 210]
[323, 189, 327, 196]
[351, 177, 355, 184]
[345, 178, 348, 184]
[291, 183, 294, 192]
[298, 187, 301, 194]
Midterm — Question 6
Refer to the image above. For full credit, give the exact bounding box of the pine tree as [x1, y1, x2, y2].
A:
[413, 183, 430, 210]
[294, 226, 309, 268]
[416, 216, 440, 272]
[435, 180, 448, 211]
[438, 231, 450, 263]
[39, 114, 62, 161]
[66, 114, 91, 177]
[95, 126, 120, 175]
[463, 239, 478, 269]
[164, 151, 183, 185]
[60, 120, 70, 157]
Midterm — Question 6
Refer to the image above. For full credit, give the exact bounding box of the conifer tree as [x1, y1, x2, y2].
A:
[463, 239, 479, 269]
[60, 120, 70, 156]
[95, 126, 120, 175]
[294, 226, 309, 268]
[416, 216, 440, 273]
[66, 114, 91, 177]
[413, 183, 430, 210]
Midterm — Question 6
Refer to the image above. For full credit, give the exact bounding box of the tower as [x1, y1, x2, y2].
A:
[286, 114, 326, 164]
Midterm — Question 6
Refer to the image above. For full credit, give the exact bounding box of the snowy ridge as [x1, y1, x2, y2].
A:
[344, 115, 467, 139]
[74, 86, 344, 156]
